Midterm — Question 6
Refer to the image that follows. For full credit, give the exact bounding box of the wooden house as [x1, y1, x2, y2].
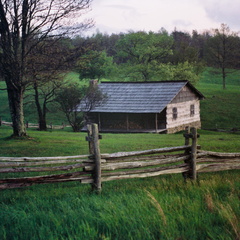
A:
[82, 81, 204, 133]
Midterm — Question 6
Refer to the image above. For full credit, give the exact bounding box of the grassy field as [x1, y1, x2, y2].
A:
[0, 126, 240, 240]
[0, 68, 240, 239]
[196, 68, 240, 130]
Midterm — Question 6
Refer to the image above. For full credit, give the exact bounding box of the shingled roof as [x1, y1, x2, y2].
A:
[88, 80, 204, 114]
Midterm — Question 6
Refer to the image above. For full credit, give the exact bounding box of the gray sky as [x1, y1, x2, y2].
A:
[85, 0, 240, 35]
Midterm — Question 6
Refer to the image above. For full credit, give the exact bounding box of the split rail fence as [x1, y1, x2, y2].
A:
[0, 118, 68, 130]
[0, 124, 240, 192]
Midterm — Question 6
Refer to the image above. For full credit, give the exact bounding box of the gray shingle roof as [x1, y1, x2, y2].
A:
[88, 81, 203, 114]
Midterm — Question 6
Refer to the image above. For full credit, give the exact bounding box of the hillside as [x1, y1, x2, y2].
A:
[197, 68, 240, 130]
[0, 68, 240, 129]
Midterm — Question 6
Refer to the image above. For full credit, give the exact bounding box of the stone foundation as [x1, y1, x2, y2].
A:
[166, 121, 201, 134]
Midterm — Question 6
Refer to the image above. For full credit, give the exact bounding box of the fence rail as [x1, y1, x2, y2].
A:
[0, 118, 69, 129]
[0, 154, 93, 189]
[0, 124, 240, 192]
[196, 150, 240, 173]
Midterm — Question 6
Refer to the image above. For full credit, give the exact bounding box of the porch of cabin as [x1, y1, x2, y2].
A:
[85, 111, 167, 133]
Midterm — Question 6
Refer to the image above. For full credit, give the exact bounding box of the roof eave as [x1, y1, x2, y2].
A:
[186, 81, 205, 100]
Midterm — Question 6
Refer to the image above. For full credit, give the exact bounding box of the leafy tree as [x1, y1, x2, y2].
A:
[55, 84, 85, 132]
[55, 82, 106, 132]
[191, 30, 209, 61]
[155, 62, 201, 85]
[77, 50, 116, 80]
[206, 24, 240, 89]
[171, 30, 200, 64]
[0, 0, 93, 137]
[115, 31, 173, 81]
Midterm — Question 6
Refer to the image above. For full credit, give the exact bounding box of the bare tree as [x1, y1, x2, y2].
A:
[31, 77, 65, 131]
[206, 24, 240, 89]
[0, 0, 93, 136]
[26, 38, 74, 131]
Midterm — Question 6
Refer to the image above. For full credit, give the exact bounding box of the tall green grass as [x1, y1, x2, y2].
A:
[0, 168, 239, 240]
[0, 126, 239, 240]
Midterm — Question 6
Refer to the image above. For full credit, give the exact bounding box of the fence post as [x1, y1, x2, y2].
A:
[184, 126, 190, 147]
[87, 124, 102, 193]
[190, 127, 198, 180]
[0, 116, 2, 126]
[87, 124, 94, 155]
[182, 126, 190, 180]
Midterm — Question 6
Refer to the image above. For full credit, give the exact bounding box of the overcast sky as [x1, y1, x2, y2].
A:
[84, 0, 240, 35]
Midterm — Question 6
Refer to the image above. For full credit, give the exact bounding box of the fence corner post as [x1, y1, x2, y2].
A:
[89, 124, 102, 193]
[184, 126, 190, 147]
[190, 127, 198, 181]
[182, 126, 190, 180]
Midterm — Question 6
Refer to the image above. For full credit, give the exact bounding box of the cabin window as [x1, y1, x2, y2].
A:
[190, 104, 195, 116]
[172, 107, 178, 120]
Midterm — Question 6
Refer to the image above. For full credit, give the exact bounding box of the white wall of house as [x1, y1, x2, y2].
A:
[166, 99, 201, 131]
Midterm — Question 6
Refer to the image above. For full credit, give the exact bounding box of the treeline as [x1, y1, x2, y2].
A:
[70, 23, 240, 87]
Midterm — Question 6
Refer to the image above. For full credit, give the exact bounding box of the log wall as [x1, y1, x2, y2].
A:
[166, 100, 201, 133]
[166, 85, 202, 133]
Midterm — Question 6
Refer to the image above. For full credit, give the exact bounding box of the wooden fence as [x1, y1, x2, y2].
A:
[0, 124, 240, 192]
[0, 118, 68, 130]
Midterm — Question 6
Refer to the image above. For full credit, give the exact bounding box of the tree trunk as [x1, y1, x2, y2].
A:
[34, 83, 47, 131]
[38, 116, 47, 131]
[6, 84, 27, 137]
[222, 67, 226, 90]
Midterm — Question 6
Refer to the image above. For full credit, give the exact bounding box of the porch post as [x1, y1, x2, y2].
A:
[126, 114, 129, 131]
[155, 113, 158, 133]
[98, 113, 101, 130]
